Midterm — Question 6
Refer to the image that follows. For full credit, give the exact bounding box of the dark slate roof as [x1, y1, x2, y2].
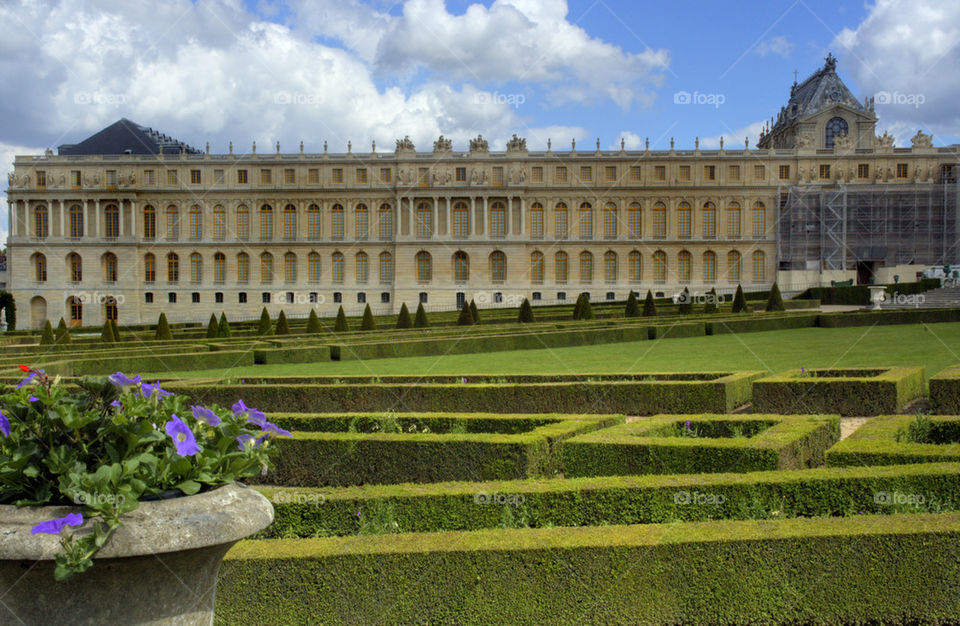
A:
[768, 54, 869, 133]
[57, 119, 202, 156]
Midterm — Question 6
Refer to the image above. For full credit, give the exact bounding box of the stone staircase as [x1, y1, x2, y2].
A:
[881, 286, 960, 309]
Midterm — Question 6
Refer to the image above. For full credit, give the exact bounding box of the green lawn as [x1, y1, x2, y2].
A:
[147, 322, 960, 381]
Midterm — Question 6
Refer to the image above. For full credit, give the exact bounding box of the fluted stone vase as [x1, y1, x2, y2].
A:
[0, 482, 273, 625]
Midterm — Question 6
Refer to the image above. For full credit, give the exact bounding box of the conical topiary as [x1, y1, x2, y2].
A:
[469, 299, 479, 324]
[579, 294, 593, 320]
[100, 320, 116, 343]
[457, 303, 474, 326]
[703, 288, 719, 314]
[732, 284, 748, 313]
[218, 312, 232, 338]
[360, 304, 377, 331]
[306, 309, 321, 334]
[334, 306, 348, 332]
[111, 319, 121, 342]
[396, 303, 412, 329]
[643, 290, 657, 317]
[625, 291, 639, 317]
[54, 318, 71, 344]
[765, 282, 785, 312]
[572, 294, 583, 320]
[206, 313, 219, 338]
[155, 313, 172, 340]
[678, 287, 692, 315]
[518, 298, 534, 323]
[39, 320, 55, 345]
[257, 307, 273, 336]
[414, 302, 429, 328]
[274, 310, 291, 335]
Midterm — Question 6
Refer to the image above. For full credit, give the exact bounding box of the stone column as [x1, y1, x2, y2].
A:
[130, 200, 137, 237]
[58, 199, 66, 239]
[479, 196, 487, 236]
[518, 196, 525, 236]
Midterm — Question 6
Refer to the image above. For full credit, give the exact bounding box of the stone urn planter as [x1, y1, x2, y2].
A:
[0, 482, 273, 625]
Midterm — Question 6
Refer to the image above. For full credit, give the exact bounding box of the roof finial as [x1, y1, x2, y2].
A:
[824, 52, 837, 72]
[205, 141, 210, 154]
[719, 136, 724, 150]
[571, 138, 576, 151]
[276, 140, 280, 153]
[547, 138, 551, 151]
[323, 140, 328, 154]
[347, 140, 352, 154]
[252, 140, 256, 154]
[300, 140, 304, 154]
[372, 139, 376, 153]
[229, 141, 233, 155]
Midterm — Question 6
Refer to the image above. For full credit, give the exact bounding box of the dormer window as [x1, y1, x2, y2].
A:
[825, 117, 848, 149]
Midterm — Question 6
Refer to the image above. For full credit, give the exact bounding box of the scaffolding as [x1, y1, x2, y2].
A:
[777, 179, 959, 271]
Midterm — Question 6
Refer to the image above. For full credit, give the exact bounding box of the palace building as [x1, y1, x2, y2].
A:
[5, 54, 959, 328]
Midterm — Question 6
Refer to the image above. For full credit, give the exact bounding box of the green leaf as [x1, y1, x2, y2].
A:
[176, 480, 201, 495]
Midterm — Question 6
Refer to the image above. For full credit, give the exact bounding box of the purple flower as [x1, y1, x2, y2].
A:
[110, 399, 122, 408]
[28, 396, 39, 403]
[231, 399, 250, 416]
[260, 421, 292, 438]
[165, 414, 200, 456]
[801, 367, 806, 374]
[233, 399, 267, 426]
[141, 381, 172, 399]
[108, 372, 141, 388]
[236, 434, 259, 451]
[191, 405, 221, 427]
[684, 420, 691, 430]
[31, 513, 83, 535]
[15, 371, 38, 390]
[0, 410, 9, 437]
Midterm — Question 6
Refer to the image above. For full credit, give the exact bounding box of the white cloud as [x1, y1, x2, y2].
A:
[613, 131, 644, 150]
[755, 36, 792, 58]
[834, 0, 960, 142]
[700, 120, 766, 150]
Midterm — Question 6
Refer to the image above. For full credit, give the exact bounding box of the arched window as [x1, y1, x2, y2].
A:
[653, 202, 666, 238]
[490, 202, 506, 238]
[259, 205, 273, 240]
[378, 204, 393, 240]
[166, 205, 179, 240]
[416, 251, 432, 283]
[283, 204, 297, 241]
[379, 251, 393, 283]
[752, 202, 766, 238]
[678, 250, 691, 283]
[144, 253, 156, 283]
[603, 203, 617, 239]
[579, 203, 593, 239]
[355, 251, 369, 283]
[355, 204, 368, 240]
[70, 204, 84, 239]
[453, 202, 469, 238]
[604, 251, 617, 282]
[677, 202, 692, 239]
[331, 204, 345, 240]
[332, 252, 345, 283]
[188, 205, 202, 240]
[308, 252, 321, 283]
[104, 204, 119, 239]
[167, 253, 179, 282]
[190, 252, 203, 283]
[285, 252, 297, 282]
[628, 203, 642, 238]
[237, 252, 249, 282]
[752, 250, 766, 282]
[453, 251, 469, 282]
[34, 204, 48, 238]
[307, 204, 321, 240]
[34, 253, 47, 282]
[490, 251, 506, 283]
[825, 116, 849, 149]
[703, 251, 717, 283]
[653, 250, 667, 283]
[727, 203, 741, 238]
[703, 202, 717, 238]
[727, 251, 742, 282]
[555, 202, 568, 239]
[579, 251, 593, 283]
[530, 251, 544, 284]
[416, 202, 433, 239]
[629, 250, 642, 282]
[104, 252, 118, 282]
[69, 253, 83, 282]
[236, 205, 250, 240]
[214, 252, 226, 283]
[530, 203, 543, 240]
[68, 296, 82, 327]
[213, 206, 226, 240]
[555, 251, 569, 283]
[260, 252, 273, 283]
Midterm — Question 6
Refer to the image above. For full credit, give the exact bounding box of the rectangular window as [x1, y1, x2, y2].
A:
[704, 165, 716, 180]
[284, 168, 295, 184]
[896, 163, 909, 178]
[237, 169, 248, 184]
[190, 169, 201, 184]
[678, 165, 691, 181]
[214, 169, 224, 184]
[779, 165, 791, 180]
[555, 166, 567, 182]
[36, 171, 46, 189]
[332, 168, 343, 184]
[857, 164, 870, 179]
[72, 170, 83, 187]
[605, 166, 616, 182]
[530, 208, 543, 239]
[630, 166, 641, 181]
[654, 166, 666, 181]
[214, 211, 225, 240]
[456, 167, 467, 182]
[580, 166, 592, 182]
[105, 170, 116, 188]
[555, 208, 568, 239]
[379, 168, 392, 183]
[167, 170, 177, 185]
[819, 164, 831, 179]
[755, 165, 766, 180]
[531, 166, 543, 182]
[492, 167, 504, 186]
[308, 168, 319, 184]
[260, 169, 272, 184]
[729, 165, 740, 180]
[308, 209, 321, 239]
[356, 168, 367, 184]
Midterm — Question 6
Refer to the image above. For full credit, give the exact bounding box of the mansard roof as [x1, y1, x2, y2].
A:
[768, 53, 872, 133]
[57, 118, 202, 156]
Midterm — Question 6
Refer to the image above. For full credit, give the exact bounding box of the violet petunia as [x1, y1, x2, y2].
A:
[231, 399, 250, 416]
[0, 410, 9, 437]
[165, 414, 201, 456]
[191, 405, 221, 427]
[142, 381, 172, 400]
[108, 372, 141, 388]
[28, 396, 39, 403]
[15, 371, 37, 390]
[236, 433, 259, 451]
[260, 421, 292, 438]
[31, 513, 83, 535]
[110, 399, 122, 408]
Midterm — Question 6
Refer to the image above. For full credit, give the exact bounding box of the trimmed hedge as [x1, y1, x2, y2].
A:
[257, 462, 960, 538]
[752, 367, 925, 416]
[561, 414, 839, 477]
[930, 365, 960, 414]
[817, 307, 960, 328]
[217, 513, 960, 624]
[827, 415, 960, 467]
[261, 413, 621, 487]
[176, 371, 763, 415]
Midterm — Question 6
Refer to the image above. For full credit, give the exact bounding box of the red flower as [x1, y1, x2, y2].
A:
[18, 365, 30, 372]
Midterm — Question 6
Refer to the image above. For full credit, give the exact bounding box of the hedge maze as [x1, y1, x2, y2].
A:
[827, 415, 960, 467]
